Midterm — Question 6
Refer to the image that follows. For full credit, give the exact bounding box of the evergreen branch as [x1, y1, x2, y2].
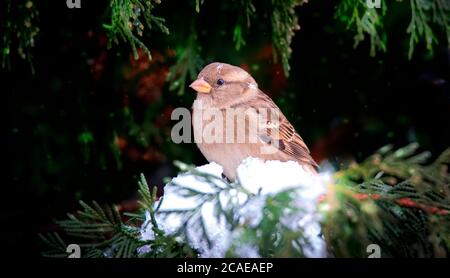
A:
[40, 200, 144, 258]
[336, 0, 387, 56]
[40, 144, 450, 258]
[233, 25, 246, 51]
[137, 173, 166, 237]
[166, 33, 204, 96]
[337, 143, 449, 189]
[137, 173, 156, 211]
[39, 172, 193, 258]
[407, 0, 437, 58]
[406, 0, 450, 58]
[39, 233, 68, 258]
[326, 144, 450, 257]
[232, 0, 256, 51]
[336, 0, 449, 59]
[1, 0, 39, 74]
[270, 0, 304, 77]
[104, 0, 169, 60]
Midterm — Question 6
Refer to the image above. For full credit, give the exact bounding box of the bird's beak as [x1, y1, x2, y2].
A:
[189, 78, 212, 93]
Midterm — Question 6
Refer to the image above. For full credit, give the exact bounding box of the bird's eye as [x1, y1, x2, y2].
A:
[216, 79, 225, 86]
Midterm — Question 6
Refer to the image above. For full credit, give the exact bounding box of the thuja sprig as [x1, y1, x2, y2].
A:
[103, 0, 169, 60]
[336, 0, 450, 59]
[336, 0, 387, 57]
[166, 33, 204, 96]
[270, 0, 305, 77]
[325, 143, 450, 257]
[232, 0, 256, 51]
[406, 0, 450, 58]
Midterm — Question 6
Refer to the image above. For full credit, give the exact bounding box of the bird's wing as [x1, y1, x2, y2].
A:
[238, 91, 318, 168]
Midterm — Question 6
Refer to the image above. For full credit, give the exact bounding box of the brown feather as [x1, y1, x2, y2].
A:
[240, 91, 319, 170]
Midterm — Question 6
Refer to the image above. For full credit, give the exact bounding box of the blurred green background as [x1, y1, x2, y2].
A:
[2, 0, 449, 256]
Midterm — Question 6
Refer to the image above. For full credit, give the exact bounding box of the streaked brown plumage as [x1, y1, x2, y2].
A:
[190, 62, 318, 181]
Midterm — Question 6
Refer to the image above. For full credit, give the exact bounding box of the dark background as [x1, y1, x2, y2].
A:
[3, 0, 449, 257]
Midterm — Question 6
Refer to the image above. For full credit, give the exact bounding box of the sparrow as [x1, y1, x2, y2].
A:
[189, 62, 318, 181]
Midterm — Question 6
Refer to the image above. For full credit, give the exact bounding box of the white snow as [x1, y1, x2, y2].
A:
[139, 157, 330, 258]
[236, 157, 321, 195]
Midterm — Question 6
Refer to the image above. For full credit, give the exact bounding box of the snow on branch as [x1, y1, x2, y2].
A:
[139, 157, 330, 258]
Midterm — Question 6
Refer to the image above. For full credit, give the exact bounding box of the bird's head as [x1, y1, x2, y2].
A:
[189, 62, 257, 103]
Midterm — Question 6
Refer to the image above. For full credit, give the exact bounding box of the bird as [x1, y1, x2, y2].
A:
[189, 62, 318, 181]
